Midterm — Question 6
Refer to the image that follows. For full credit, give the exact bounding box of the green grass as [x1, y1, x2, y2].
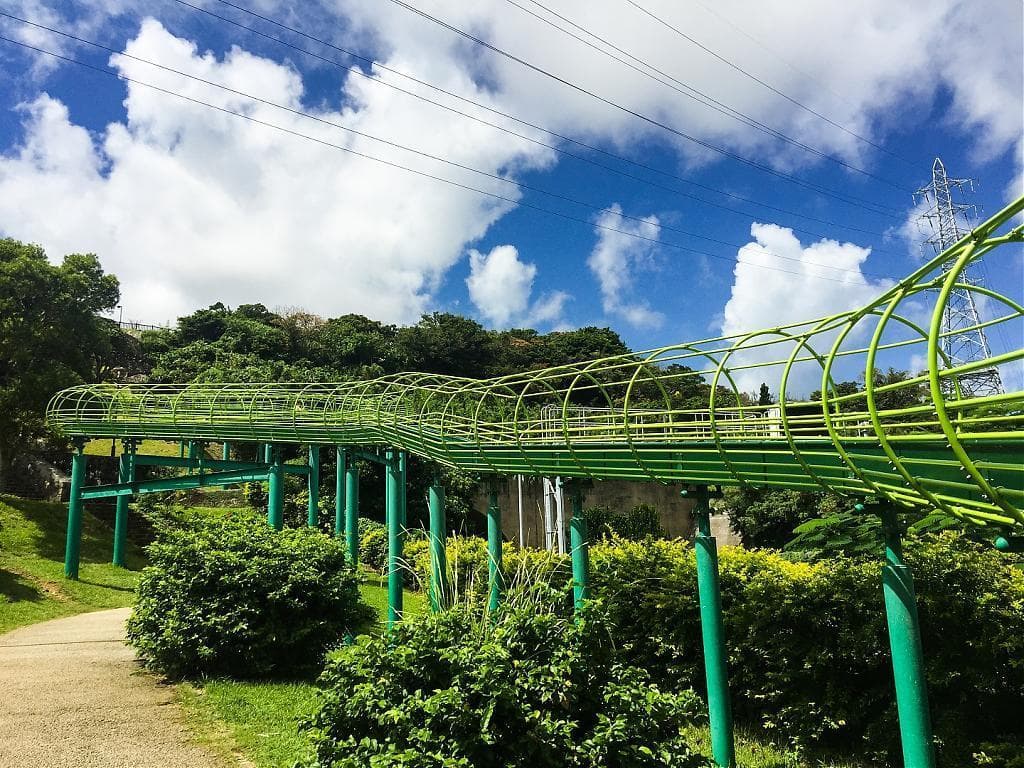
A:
[180, 573, 426, 768]
[180, 681, 320, 768]
[84, 438, 209, 458]
[0, 494, 145, 635]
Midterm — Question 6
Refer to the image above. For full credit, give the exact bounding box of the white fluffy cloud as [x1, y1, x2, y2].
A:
[587, 206, 664, 329]
[0, 20, 554, 323]
[0, 0, 1020, 325]
[719, 224, 894, 395]
[466, 244, 569, 328]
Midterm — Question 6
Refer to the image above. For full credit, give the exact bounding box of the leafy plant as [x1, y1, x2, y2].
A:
[590, 534, 1024, 762]
[584, 503, 665, 541]
[303, 589, 710, 768]
[127, 510, 372, 679]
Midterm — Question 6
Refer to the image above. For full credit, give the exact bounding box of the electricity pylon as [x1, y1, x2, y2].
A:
[914, 158, 1003, 398]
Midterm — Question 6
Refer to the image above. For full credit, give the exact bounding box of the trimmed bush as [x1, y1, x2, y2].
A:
[127, 511, 372, 679]
[591, 533, 1024, 762]
[357, 518, 388, 571]
[304, 594, 710, 768]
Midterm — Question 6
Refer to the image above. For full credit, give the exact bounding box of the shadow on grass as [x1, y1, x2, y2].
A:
[0, 567, 44, 603]
[3, 495, 144, 569]
[77, 578, 135, 592]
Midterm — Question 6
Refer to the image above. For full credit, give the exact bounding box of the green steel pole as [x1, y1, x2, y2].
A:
[335, 447, 345, 538]
[345, 456, 360, 566]
[487, 482, 503, 613]
[386, 449, 404, 628]
[221, 441, 230, 461]
[267, 446, 284, 531]
[112, 440, 135, 567]
[428, 475, 449, 612]
[690, 486, 735, 768]
[64, 442, 87, 579]
[178, 440, 185, 459]
[262, 442, 272, 464]
[875, 504, 936, 768]
[569, 489, 590, 613]
[307, 445, 320, 528]
[399, 450, 407, 526]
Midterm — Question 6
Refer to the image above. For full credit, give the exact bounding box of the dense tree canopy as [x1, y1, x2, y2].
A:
[0, 239, 120, 489]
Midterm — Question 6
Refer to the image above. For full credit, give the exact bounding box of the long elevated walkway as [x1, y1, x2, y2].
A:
[46, 195, 1024, 529]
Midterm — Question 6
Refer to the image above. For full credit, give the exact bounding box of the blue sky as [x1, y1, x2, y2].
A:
[0, 0, 1021, 386]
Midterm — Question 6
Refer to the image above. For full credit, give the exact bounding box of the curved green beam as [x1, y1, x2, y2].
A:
[47, 196, 1024, 530]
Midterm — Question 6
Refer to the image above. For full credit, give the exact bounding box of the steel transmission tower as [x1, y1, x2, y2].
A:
[913, 158, 1004, 398]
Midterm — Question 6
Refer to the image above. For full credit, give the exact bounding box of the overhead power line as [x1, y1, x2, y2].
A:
[384, 0, 905, 216]
[687, 0, 861, 115]
[0, 15, 895, 279]
[506, 0, 909, 191]
[178, 0, 904, 240]
[624, 0, 922, 168]
[0, 32, 893, 287]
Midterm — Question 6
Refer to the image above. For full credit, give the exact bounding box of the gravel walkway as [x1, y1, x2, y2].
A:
[0, 608, 223, 768]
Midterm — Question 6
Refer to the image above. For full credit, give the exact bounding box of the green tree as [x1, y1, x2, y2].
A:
[721, 487, 843, 548]
[757, 382, 773, 405]
[395, 312, 495, 378]
[0, 239, 119, 489]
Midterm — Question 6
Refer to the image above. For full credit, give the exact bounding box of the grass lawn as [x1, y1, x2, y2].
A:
[180, 576, 428, 768]
[84, 437, 208, 458]
[0, 494, 144, 635]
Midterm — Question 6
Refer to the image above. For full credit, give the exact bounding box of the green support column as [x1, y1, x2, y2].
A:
[307, 445, 320, 528]
[428, 475, 449, 612]
[487, 481, 503, 613]
[267, 446, 284, 531]
[178, 440, 185, 458]
[262, 443, 272, 464]
[345, 455, 360, 566]
[689, 486, 735, 768]
[335, 447, 346, 538]
[386, 448, 405, 628]
[64, 441, 87, 579]
[112, 439, 136, 568]
[221, 441, 230, 461]
[399, 450, 408, 525]
[874, 504, 936, 768]
[569, 489, 590, 613]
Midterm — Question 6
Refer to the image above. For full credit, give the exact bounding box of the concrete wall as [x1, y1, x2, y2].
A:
[472, 476, 725, 548]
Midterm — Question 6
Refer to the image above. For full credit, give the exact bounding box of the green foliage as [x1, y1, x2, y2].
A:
[357, 518, 388, 571]
[583, 503, 665, 541]
[304, 595, 710, 768]
[590, 534, 1024, 762]
[785, 511, 884, 559]
[0, 239, 119, 488]
[395, 312, 495, 378]
[0, 494, 142, 633]
[721, 487, 842, 549]
[127, 511, 372, 679]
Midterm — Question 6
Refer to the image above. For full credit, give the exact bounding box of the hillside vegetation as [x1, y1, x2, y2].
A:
[0, 495, 144, 634]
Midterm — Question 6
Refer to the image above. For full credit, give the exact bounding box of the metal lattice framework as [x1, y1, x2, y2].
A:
[47, 195, 1024, 530]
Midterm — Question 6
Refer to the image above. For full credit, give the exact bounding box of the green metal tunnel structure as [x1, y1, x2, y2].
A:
[46, 195, 1024, 767]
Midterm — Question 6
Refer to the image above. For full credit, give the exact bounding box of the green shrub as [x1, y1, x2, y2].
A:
[359, 518, 427, 574]
[304, 594, 710, 768]
[405, 534, 571, 603]
[584, 504, 665, 541]
[591, 533, 1024, 762]
[358, 518, 388, 571]
[127, 511, 372, 679]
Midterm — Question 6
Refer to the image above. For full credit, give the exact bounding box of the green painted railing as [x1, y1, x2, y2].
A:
[46, 195, 1024, 531]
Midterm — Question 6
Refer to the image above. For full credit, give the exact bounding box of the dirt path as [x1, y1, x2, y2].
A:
[0, 608, 224, 768]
